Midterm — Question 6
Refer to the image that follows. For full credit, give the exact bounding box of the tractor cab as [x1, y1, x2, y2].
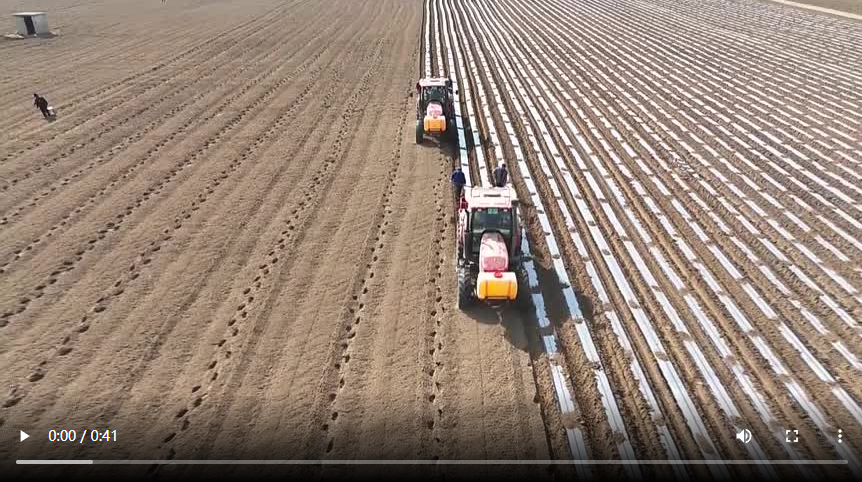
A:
[415, 77, 455, 144]
[456, 186, 527, 309]
[460, 192, 519, 259]
[420, 83, 448, 104]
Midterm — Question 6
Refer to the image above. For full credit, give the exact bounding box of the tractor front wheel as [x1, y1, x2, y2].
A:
[457, 266, 474, 310]
[415, 122, 424, 144]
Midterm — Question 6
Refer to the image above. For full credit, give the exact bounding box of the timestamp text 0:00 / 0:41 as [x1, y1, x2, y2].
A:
[48, 430, 117, 442]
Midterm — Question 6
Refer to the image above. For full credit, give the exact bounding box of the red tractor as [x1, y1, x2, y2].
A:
[456, 186, 530, 310]
[415, 77, 456, 144]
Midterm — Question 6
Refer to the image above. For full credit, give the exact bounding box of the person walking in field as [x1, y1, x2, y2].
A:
[493, 162, 508, 188]
[33, 93, 50, 118]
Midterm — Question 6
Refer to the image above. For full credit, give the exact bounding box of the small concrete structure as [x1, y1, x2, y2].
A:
[6, 12, 54, 39]
[14, 12, 49, 35]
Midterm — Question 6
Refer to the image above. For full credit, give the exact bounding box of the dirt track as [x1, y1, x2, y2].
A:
[1, 0, 861, 481]
[766, 0, 862, 15]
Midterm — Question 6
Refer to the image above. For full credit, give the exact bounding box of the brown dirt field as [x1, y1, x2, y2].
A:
[0, 0, 551, 480]
[2, 0, 862, 481]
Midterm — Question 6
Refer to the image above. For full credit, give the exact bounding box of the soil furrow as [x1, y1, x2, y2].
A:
[0, 0, 307, 137]
[0, 0, 326, 222]
[0, 18, 339, 274]
[0, 0, 318, 198]
[0, 42, 340, 330]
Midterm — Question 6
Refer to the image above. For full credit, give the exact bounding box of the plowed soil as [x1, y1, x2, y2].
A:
[1, 0, 550, 480]
[2, 0, 861, 481]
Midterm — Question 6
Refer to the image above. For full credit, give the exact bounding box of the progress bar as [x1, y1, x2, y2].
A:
[16, 460, 850, 465]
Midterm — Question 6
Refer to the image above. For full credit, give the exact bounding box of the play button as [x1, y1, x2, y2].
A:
[20, 431, 29, 442]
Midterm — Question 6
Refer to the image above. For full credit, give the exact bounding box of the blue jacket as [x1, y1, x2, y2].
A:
[451, 170, 466, 185]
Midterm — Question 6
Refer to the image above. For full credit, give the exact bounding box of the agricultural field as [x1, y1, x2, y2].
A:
[774, 0, 862, 16]
[1, 0, 860, 481]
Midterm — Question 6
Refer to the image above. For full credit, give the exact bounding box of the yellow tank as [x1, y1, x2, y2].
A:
[424, 117, 446, 133]
[476, 271, 518, 300]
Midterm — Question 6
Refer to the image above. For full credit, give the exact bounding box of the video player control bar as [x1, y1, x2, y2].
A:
[16, 459, 850, 465]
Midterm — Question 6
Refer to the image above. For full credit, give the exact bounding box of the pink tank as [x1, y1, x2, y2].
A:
[479, 232, 509, 272]
[426, 101, 444, 118]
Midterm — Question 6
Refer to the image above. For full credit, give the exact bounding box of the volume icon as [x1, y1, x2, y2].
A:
[736, 429, 752, 444]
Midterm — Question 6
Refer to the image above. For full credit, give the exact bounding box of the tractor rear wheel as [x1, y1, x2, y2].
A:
[457, 266, 473, 310]
[415, 122, 424, 144]
[515, 266, 532, 310]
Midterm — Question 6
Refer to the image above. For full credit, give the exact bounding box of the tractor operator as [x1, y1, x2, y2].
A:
[493, 162, 508, 187]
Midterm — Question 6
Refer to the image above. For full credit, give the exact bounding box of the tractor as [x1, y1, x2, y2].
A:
[455, 185, 530, 310]
[415, 77, 456, 144]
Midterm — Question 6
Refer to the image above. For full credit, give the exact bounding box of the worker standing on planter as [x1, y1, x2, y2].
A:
[451, 166, 466, 203]
[493, 162, 508, 188]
